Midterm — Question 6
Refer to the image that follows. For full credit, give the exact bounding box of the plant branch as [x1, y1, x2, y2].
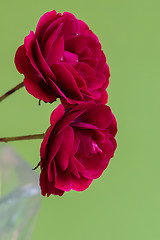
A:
[0, 133, 45, 143]
[0, 81, 24, 102]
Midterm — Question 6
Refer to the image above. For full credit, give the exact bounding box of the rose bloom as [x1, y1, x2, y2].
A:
[15, 10, 110, 105]
[40, 102, 117, 196]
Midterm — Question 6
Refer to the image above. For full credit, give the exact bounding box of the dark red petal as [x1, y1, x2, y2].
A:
[24, 32, 44, 79]
[50, 104, 65, 126]
[47, 187, 64, 197]
[85, 72, 106, 90]
[24, 76, 57, 102]
[47, 160, 55, 182]
[80, 47, 92, 59]
[82, 58, 98, 69]
[55, 168, 72, 191]
[64, 34, 87, 55]
[42, 16, 77, 46]
[40, 167, 64, 197]
[92, 130, 106, 144]
[63, 12, 79, 31]
[47, 132, 64, 163]
[99, 138, 115, 159]
[78, 103, 113, 129]
[57, 108, 87, 134]
[46, 175, 64, 196]
[40, 126, 53, 160]
[14, 45, 37, 76]
[43, 23, 63, 59]
[86, 35, 101, 60]
[34, 39, 56, 81]
[72, 156, 86, 175]
[68, 156, 80, 178]
[96, 51, 107, 72]
[60, 126, 74, 154]
[71, 175, 93, 191]
[39, 169, 48, 196]
[72, 122, 98, 130]
[63, 63, 89, 91]
[47, 36, 64, 66]
[78, 20, 98, 41]
[63, 51, 78, 66]
[60, 16, 77, 37]
[56, 149, 69, 171]
[72, 131, 80, 154]
[51, 63, 83, 100]
[109, 114, 118, 137]
[98, 91, 108, 104]
[35, 10, 59, 42]
[80, 153, 103, 177]
[75, 62, 96, 80]
[109, 136, 117, 152]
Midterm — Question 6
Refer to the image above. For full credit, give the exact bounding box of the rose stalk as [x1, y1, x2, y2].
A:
[0, 82, 24, 102]
[0, 133, 45, 143]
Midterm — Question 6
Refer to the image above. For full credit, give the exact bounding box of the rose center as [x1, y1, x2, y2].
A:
[89, 140, 102, 155]
[62, 50, 78, 66]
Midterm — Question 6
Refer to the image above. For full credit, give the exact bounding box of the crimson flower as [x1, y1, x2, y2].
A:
[15, 10, 110, 105]
[40, 102, 117, 196]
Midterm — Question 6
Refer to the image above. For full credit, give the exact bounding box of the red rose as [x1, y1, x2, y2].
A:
[40, 102, 117, 196]
[15, 10, 110, 105]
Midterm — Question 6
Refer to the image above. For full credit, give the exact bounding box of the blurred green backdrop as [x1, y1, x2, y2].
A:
[0, 0, 160, 239]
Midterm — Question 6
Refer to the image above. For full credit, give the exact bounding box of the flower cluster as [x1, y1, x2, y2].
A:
[15, 10, 117, 196]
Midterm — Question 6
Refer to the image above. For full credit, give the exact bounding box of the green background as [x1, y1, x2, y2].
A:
[0, 0, 160, 239]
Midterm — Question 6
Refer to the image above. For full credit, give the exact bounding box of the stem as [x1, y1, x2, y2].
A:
[0, 133, 45, 143]
[0, 81, 24, 102]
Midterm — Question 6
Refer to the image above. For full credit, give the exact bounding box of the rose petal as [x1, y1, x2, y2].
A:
[34, 39, 56, 81]
[75, 62, 96, 80]
[50, 104, 65, 126]
[78, 103, 113, 129]
[47, 36, 64, 66]
[24, 76, 57, 102]
[60, 126, 74, 154]
[72, 122, 98, 130]
[55, 168, 72, 191]
[43, 23, 63, 59]
[56, 149, 69, 171]
[68, 156, 80, 178]
[78, 20, 98, 41]
[71, 175, 93, 191]
[72, 131, 80, 154]
[63, 50, 78, 66]
[47, 160, 54, 182]
[47, 131, 64, 162]
[62, 63, 92, 99]
[96, 51, 107, 72]
[14, 45, 37, 76]
[35, 10, 59, 42]
[57, 108, 87, 134]
[109, 136, 117, 152]
[64, 34, 87, 55]
[24, 31, 46, 82]
[51, 63, 83, 100]
[98, 91, 108, 104]
[109, 114, 118, 137]
[39, 168, 48, 196]
[40, 126, 53, 160]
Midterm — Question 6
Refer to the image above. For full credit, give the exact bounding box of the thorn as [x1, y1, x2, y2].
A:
[32, 162, 40, 170]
